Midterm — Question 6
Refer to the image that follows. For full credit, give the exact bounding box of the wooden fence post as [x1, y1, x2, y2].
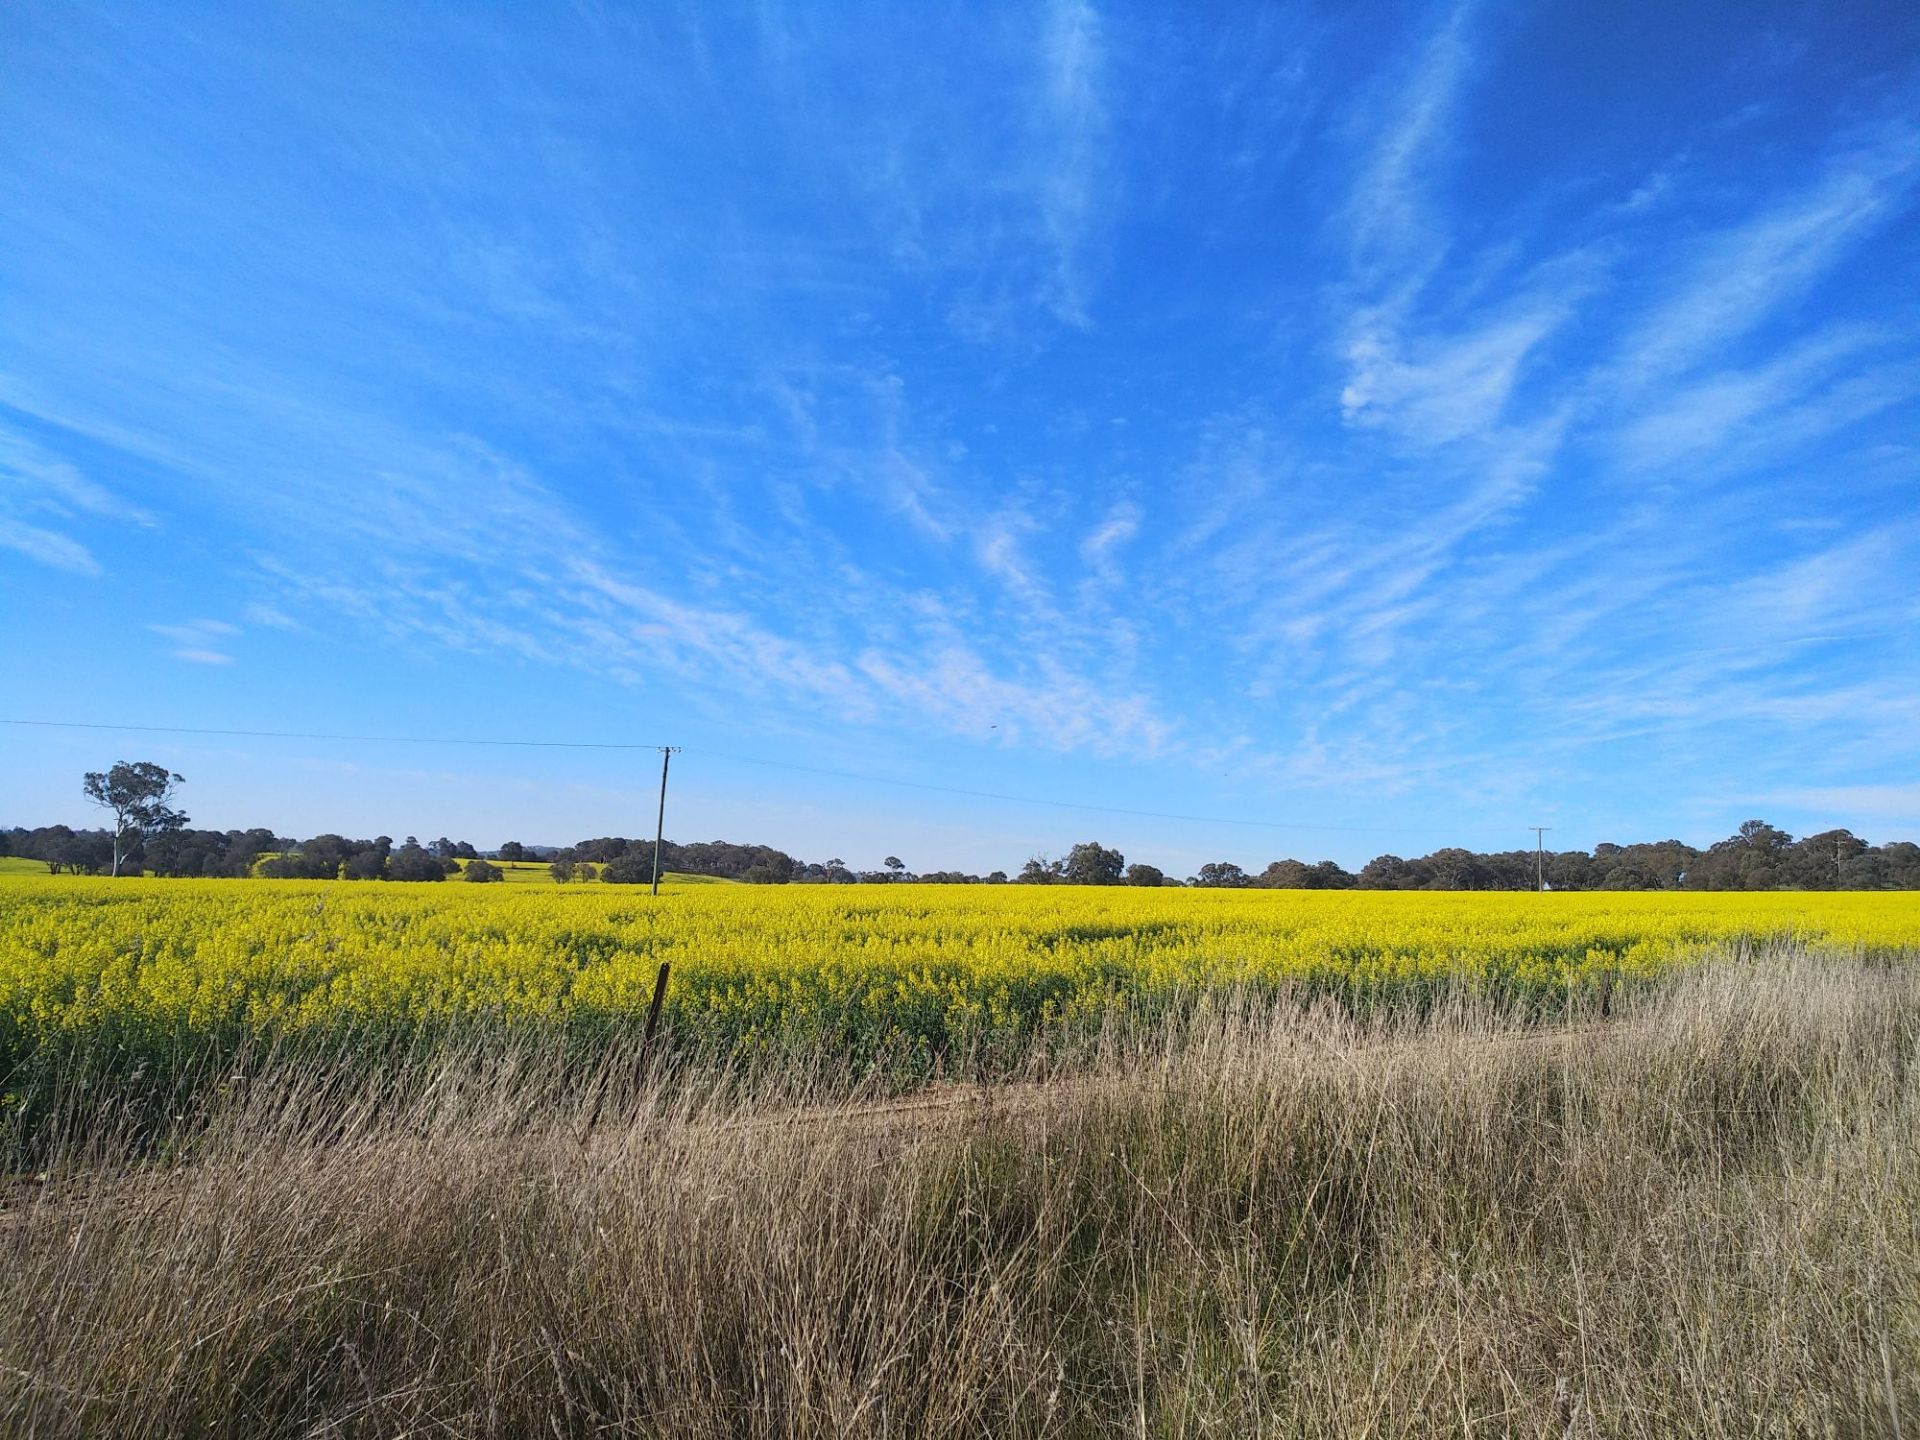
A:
[580, 960, 671, 1144]
[641, 960, 671, 1069]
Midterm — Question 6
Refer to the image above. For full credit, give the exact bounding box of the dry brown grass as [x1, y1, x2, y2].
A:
[3, 950, 1916, 1437]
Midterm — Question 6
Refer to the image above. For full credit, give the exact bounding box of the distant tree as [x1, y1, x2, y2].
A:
[1882, 842, 1920, 888]
[1739, 819, 1793, 852]
[498, 841, 527, 862]
[1623, 840, 1696, 889]
[82, 761, 187, 877]
[23, 826, 71, 872]
[1255, 859, 1313, 889]
[1358, 854, 1416, 889]
[1600, 860, 1660, 890]
[1784, 829, 1868, 889]
[985, 870, 1009, 884]
[1063, 841, 1125, 886]
[550, 858, 576, 883]
[1422, 848, 1489, 891]
[232, 828, 284, 869]
[57, 831, 115, 876]
[573, 837, 631, 863]
[1124, 862, 1165, 887]
[1837, 847, 1891, 889]
[1191, 861, 1248, 889]
[1546, 851, 1597, 891]
[343, 847, 388, 881]
[143, 828, 223, 878]
[883, 856, 907, 881]
[1311, 860, 1356, 889]
[464, 858, 503, 883]
[1692, 820, 1792, 890]
[296, 834, 355, 880]
[388, 839, 447, 882]
[746, 848, 795, 883]
[1477, 851, 1539, 890]
[1017, 855, 1062, 884]
[599, 854, 652, 884]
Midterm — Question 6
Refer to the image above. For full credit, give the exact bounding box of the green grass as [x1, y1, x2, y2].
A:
[0, 857, 52, 877]
[467, 858, 740, 886]
[486, 859, 562, 883]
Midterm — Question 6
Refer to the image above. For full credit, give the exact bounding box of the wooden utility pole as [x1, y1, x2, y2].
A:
[1529, 826, 1551, 892]
[650, 747, 680, 896]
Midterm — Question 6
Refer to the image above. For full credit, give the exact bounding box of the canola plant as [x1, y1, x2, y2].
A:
[4, 877, 1919, 1089]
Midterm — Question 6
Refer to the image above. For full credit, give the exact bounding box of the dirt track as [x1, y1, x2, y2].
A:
[2, 1019, 1609, 1229]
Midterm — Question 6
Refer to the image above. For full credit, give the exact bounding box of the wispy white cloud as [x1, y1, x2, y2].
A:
[1078, 500, 1139, 586]
[149, 620, 239, 644]
[0, 423, 155, 527]
[1340, 292, 1582, 443]
[1033, 0, 1108, 326]
[0, 518, 100, 575]
[1616, 324, 1888, 470]
[149, 619, 241, 665]
[857, 645, 1170, 756]
[243, 602, 300, 631]
[975, 522, 1046, 606]
[1608, 118, 1919, 389]
[0, 420, 155, 576]
[1718, 527, 1920, 640]
[1341, 2, 1478, 279]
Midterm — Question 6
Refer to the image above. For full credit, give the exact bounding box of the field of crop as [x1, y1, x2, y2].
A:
[5, 875, 1919, 1100]
[7, 938, 1920, 1436]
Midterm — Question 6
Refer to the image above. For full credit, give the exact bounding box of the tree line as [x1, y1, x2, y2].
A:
[465, 823, 1920, 890]
[8, 820, 1920, 891]
[1, 825, 497, 881]
[7, 761, 1919, 889]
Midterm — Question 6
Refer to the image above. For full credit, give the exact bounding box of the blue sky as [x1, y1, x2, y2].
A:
[2, 1, 1917, 874]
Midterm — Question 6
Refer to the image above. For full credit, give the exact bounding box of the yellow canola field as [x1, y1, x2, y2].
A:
[4, 877, 1919, 1076]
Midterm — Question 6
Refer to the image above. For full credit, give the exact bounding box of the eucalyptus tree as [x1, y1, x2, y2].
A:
[82, 760, 187, 877]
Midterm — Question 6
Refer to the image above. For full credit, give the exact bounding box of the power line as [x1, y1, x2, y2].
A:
[0, 718, 672, 751]
[0, 716, 1452, 837]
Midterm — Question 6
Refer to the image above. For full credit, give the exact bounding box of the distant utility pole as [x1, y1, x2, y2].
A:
[650, 747, 681, 897]
[1529, 826, 1551, 892]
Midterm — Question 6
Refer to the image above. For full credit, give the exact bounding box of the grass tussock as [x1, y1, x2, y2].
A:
[2, 949, 1917, 1438]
